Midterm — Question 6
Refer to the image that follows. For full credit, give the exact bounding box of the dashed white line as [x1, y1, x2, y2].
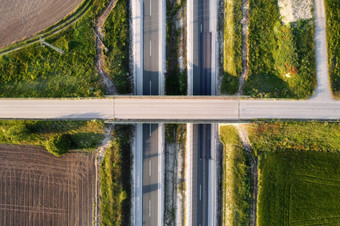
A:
[150, 0, 152, 15]
[149, 159, 152, 177]
[149, 200, 151, 217]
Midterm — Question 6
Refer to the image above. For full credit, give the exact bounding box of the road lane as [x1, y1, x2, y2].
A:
[142, 124, 159, 226]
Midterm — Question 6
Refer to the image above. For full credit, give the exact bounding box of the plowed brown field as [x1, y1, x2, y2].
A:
[0, 0, 83, 48]
[0, 144, 95, 225]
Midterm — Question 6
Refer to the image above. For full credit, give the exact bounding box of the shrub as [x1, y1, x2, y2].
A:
[46, 133, 72, 156]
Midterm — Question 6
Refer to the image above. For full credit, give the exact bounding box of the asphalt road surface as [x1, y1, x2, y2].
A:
[1, 97, 340, 120]
[143, 0, 159, 95]
[192, 0, 212, 224]
[142, 124, 159, 226]
[142, 0, 161, 225]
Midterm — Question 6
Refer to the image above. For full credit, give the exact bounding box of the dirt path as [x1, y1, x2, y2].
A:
[234, 124, 257, 226]
[94, 124, 114, 226]
[237, 0, 249, 95]
[310, 0, 334, 102]
[94, 0, 118, 95]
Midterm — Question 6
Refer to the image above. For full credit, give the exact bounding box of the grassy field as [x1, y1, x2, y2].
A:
[221, 0, 242, 94]
[248, 121, 340, 153]
[244, 0, 316, 99]
[165, 0, 187, 95]
[247, 121, 340, 225]
[257, 151, 340, 225]
[103, 0, 131, 94]
[0, 120, 105, 155]
[0, 0, 110, 97]
[100, 125, 131, 225]
[220, 126, 251, 225]
[325, 0, 340, 99]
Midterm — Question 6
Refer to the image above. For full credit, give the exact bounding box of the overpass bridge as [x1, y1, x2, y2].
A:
[0, 96, 339, 122]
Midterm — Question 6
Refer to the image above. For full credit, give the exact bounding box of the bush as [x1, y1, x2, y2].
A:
[46, 133, 73, 156]
[325, 0, 340, 99]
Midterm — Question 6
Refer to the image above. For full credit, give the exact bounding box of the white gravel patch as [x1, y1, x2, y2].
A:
[278, 0, 313, 24]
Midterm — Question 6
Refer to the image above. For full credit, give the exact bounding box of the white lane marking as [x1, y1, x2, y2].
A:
[150, 0, 152, 15]
[149, 200, 151, 217]
[201, 24, 202, 32]
[150, 40, 152, 56]
[149, 159, 152, 176]
[149, 81, 152, 95]
[149, 123, 152, 136]
[199, 184, 202, 201]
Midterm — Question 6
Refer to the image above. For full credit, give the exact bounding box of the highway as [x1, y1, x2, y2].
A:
[191, 0, 212, 225]
[141, 0, 163, 225]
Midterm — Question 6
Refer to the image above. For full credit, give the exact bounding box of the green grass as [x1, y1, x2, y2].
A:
[165, 0, 187, 95]
[103, 0, 131, 94]
[100, 125, 131, 226]
[325, 0, 340, 99]
[0, 120, 105, 155]
[220, 126, 251, 225]
[221, 0, 242, 94]
[257, 151, 340, 225]
[245, 0, 316, 98]
[248, 121, 340, 153]
[0, 0, 111, 97]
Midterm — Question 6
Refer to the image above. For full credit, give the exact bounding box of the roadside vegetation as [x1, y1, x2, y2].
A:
[244, 0, 316, 98]
[325, 0, 340, 99]
[165, 0, 187, 95]
[220, 126, 251, 225]
[164, 124, 186, 225]
[248, 121, 340, 153]
[0, 120, 105, 156]
[100, 125, 131, 225]
[103, 0, 131, 94]
[247, 121, 340, 225]
[221, 0, 242, 94]
[0, 0, 111, 97]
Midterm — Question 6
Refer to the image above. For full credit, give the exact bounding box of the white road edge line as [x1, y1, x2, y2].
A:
[199, 184, 202, 201]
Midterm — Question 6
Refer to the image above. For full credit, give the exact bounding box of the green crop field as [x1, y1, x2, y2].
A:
[248, 121, 340, 225]
[245, 0, 316, 99]
[325, 0, 340, 99]
[257, 151, 340, 225]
